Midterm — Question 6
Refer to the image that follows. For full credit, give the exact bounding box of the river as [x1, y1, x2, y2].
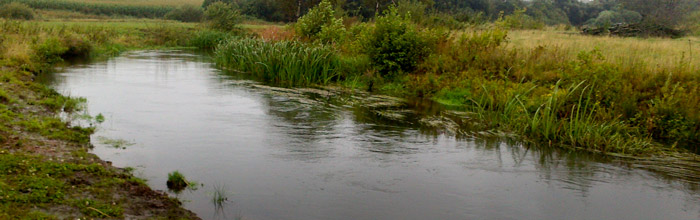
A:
[43, 51, 700, 220]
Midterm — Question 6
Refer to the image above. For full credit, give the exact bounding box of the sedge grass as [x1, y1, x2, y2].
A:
[215, 38, 341, 87]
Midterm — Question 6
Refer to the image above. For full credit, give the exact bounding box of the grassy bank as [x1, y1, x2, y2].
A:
[0, 19, 205, 218]
[213, 3, 700, 157]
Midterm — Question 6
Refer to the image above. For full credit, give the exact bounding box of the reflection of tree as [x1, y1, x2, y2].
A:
[230, 76, 700, 195]
[259, 91, 342, 161]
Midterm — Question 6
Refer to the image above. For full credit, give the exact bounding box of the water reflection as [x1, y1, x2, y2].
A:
[44, 50, 700, 220]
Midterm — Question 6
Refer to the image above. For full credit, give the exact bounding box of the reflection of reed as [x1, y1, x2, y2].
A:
[211, 184, 230, 220]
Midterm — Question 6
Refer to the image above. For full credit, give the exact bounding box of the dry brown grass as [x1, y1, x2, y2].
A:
[253, 25, 296, 41]
[506, 28, 700, 75]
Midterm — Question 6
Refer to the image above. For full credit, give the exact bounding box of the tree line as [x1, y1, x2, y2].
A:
[201, 0, 699, 28]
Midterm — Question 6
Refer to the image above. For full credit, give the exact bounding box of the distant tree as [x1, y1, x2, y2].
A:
[0, 2, 35, 20]
[619, 0, 696, 26]
[592, 8, 641, 26]
[527, 0, 570, 25]
[203, 0, 239, 8]
[165, 5, 204, 22]
[205, 2, 242, 31]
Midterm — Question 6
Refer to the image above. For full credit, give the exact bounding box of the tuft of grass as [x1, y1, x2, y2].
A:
[166, 170, 188, 192]
[210, 184, 229, 210]
[73, 199, 124, 218]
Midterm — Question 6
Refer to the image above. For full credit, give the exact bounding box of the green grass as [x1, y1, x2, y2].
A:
[211, 184, 228, 206]
[0, 0, 176, 18]
[166, 171, 188, 192]
[0, 152, 123, 218]
[215, 38, 342, 87]
[0, 18, 202, 218]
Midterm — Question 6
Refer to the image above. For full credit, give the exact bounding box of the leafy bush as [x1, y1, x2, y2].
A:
[394, 0, 428, 24]
[204, 2, 241, 31]
[592, 10, 642, 27]
[361, 6, 434, 76]
[165, 5, 204, 22]
[0, 2, 35, 20]
[202, 0, 237, 8]
[166, 171, 188, 192]
[317, 17, 347, 43]
[295, 0, 346, 43]
[60, 33, 93, 58]
[31, 37, 68, 72]
[496, 8, 544, 30]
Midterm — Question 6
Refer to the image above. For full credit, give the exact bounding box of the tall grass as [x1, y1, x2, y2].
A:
[406, 28, 700, 155]
[0, 20, 201, 72]
[215, 38, 341, 87]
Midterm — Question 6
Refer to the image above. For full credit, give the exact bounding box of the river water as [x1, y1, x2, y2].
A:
[44, 51, 699, 220]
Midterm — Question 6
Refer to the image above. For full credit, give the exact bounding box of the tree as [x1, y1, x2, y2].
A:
[204, 2, 242, 31]
[619, 0, 696, 26]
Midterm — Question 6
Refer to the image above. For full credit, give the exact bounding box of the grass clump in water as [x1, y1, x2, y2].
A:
[166, 170, 189, 192]
[211, 184, 228, 205]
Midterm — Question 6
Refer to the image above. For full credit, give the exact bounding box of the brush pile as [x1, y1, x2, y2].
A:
[582, 23, 684, 38]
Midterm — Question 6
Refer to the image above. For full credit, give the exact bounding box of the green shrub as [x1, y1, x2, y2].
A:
[165, 5, 204, 22]
[394, 0, 464, 29]
[592, 10, 642, 27]
[394, 0, 428, 24]
[215, 37, 340, 86]
[496, 8, 544, 30]
[295, 0, 346, 43]
[317, 17, 347, 43]
[204, 2, 241, 31]
[361, 6, 434, 76]
[0, 2, 35, 20]
[166, 171, 188, 192]
[202, 0, 237, 8]
[31, 37, 68, 72]
[61, 33, 93, 58]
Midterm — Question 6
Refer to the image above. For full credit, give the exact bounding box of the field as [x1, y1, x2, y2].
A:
[0, 0, 203, 18]
[508, 28, 700, 73]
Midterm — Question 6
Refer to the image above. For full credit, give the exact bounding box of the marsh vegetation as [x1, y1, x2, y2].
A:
[2, 0, 700, 218]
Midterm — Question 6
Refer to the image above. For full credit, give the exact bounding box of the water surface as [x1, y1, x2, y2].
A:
[46, 51, 699, 220]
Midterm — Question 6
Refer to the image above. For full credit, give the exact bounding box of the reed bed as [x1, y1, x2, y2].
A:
[215, 38, 340, 87]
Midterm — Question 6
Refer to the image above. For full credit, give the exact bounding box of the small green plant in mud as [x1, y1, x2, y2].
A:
[74, 199, 124, 218]
[95, 113, 105, 123]
[167, 171, 188, 191]
[96, 136, 134, 149]
[167, 170, 199, 192]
